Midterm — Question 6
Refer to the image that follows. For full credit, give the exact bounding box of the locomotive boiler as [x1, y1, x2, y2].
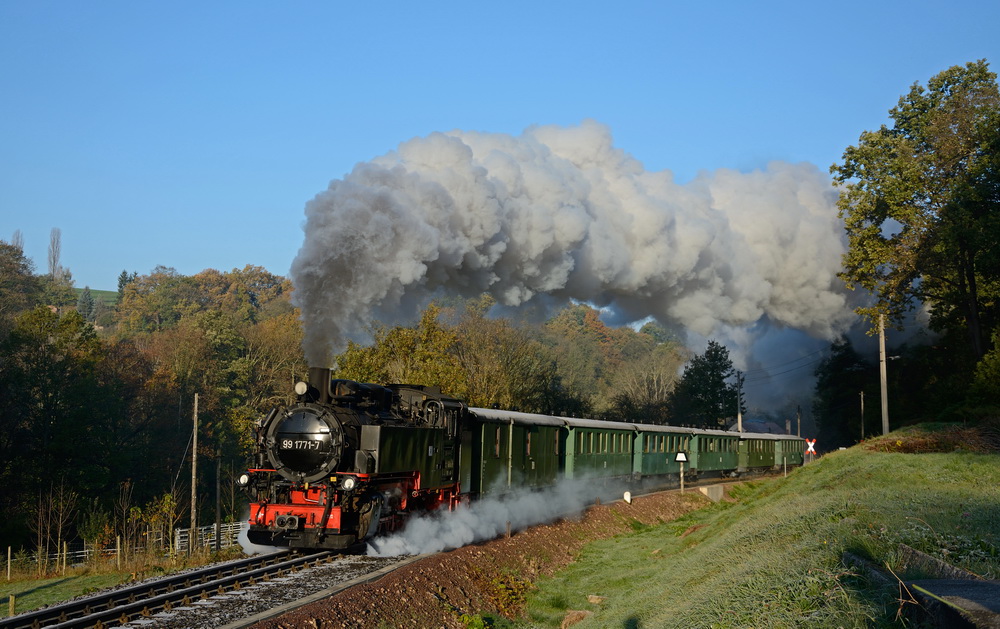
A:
[241, 367, 467, 550]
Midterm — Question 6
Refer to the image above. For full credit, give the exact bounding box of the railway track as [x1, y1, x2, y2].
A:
[4, 550, 339, 629]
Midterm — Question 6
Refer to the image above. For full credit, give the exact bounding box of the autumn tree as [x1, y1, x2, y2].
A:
[334, 305, 464, 390]
[0, 240, 41, 339]
[832, 60, 1000, 359]
[609, 341, 688, 423]
[450, 296, 565, 412]
[115, 266, 200, 333]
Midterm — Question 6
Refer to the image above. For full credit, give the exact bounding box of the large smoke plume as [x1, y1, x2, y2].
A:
[291, 120, 854, 386]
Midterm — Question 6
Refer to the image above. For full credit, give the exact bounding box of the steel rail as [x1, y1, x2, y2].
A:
[5, 550, 335, 629]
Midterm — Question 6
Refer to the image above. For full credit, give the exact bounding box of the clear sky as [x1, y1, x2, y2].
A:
[2, 0, 998, 291]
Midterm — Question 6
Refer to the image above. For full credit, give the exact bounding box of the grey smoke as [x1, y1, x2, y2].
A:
[367, 478, 611, 557]
[291, 120, 854, 370]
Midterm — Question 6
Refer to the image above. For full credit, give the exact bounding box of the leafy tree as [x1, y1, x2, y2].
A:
[238, 311, 307, 410]
[117, 270, 138, 304]
[77, 286, 96, 321]
[668, 340, 742, 427]
[116, 266, 200, 333]
[0, 308, 102, 541]
[542, 304, 635, 412]
[39, 272, 77, 308]
[335, 305, 464, 389]
[0, 240, 41, 338]
[811, 339, 874, 448]
[610, 341, 688, 423]
[450, 296, 564, 412]
[971, 326, 1000, 406]
[832, 60, 1000, 359]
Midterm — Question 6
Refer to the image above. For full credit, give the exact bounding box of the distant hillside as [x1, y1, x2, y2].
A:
[74, 287, 117, 306]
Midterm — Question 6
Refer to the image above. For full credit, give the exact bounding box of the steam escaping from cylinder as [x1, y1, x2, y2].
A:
[291, 120, 854, 368]
[237, 517, 281, 555]
[366, 479, 617, 557]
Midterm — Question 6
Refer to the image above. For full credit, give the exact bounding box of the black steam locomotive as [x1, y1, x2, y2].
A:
[241, 368, 467, 550]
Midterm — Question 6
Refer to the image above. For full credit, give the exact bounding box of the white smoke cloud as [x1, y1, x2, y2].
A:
[367, 479, 612, 557]
[291, 120, 854, 367]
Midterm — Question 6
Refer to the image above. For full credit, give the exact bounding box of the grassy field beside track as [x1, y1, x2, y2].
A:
[524, 429, 1000, 628]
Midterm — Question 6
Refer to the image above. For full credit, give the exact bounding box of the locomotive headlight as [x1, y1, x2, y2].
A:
[295, 381, 309, 396]
[341, 476, 357, 491]
[237, 473, 251, 487]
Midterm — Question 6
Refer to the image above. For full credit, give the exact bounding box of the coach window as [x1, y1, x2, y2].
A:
[495, 427, 501, 458]
[526, 432, 532, 457]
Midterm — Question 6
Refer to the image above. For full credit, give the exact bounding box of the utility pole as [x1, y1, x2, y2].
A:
[879, 314, 889, 435]
[736, 370, 743, 432]
[215, 455, 222, 553]
[190, 393, 198, 554]
[860, 391, 865, 440]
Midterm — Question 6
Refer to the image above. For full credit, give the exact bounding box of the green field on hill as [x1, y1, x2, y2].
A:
[74, 287, 117, 305]
[524, 427, 1000, 628]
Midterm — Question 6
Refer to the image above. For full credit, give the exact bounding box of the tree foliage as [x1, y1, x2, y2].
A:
[832, 60, 1000, 359]
[811, 338, 874, 449]
[0, 240, 41, 339]
[668, 340, 743, 427]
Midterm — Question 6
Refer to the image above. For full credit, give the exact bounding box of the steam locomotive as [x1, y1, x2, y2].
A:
[240, 367, 806, 551]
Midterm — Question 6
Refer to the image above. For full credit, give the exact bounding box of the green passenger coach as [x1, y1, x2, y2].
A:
[462, 408, 806, 493]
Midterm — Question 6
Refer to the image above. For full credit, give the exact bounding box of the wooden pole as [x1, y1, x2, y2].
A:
[215, 455, 221, 553]
[190, 393, 198, 555]
[879, 315, 889, 435]
[860, 391, 865, 440]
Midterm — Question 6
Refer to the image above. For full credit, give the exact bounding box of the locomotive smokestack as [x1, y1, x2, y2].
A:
[309, 367, 332, 404]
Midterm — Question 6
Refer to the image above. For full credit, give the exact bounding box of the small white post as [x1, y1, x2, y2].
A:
[675, 452, 688, 493]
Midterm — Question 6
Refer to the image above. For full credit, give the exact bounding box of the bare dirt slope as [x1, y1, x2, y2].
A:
[250, 490, 708, 629]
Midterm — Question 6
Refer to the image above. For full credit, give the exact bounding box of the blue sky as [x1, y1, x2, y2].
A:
[2, 1, 999, 291]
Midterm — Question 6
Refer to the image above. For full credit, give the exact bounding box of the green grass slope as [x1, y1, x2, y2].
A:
[526, 441, 1000, 628]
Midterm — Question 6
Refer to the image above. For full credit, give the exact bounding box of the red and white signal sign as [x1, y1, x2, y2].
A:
[805, 439, 817, 453]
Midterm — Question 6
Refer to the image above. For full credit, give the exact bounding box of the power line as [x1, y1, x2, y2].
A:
[743, 357, 827, 383]
[741, 347, 829, 376]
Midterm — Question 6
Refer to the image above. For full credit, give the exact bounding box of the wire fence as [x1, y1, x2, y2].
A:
[7, 522, 244, 570]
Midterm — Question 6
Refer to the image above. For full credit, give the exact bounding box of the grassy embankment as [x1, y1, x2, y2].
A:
[523, 424, 1000, 628]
